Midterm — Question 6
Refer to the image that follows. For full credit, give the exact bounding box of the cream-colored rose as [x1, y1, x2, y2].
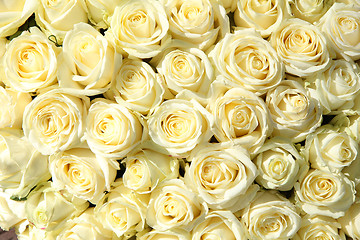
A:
[162, 0, 229, 51]
[184, 143, 259, 212]
[58, 23, 122, 96]
[148, 98, 213, 157]
[270, 18, 333, 77]
[105, 58, 165, 115]
[318, 3, 360, 60]
[306, 59, 360, 114]
[22, 89, 89, 155]
[208, 29, 284, 95]
[0, 129, 50, 199]
[338, 202, 360, 240]
[207, 81, 272, 154]
[240, 190, 301, 240]
[331, 114, 360, 142]
[289, 0, 334, 24]
[3, 27, 59, 93]
[57, 207, 113, 240]
[137, 228, 191, 240]
[95, 180, 149, 238]
[85, 0, 122, 28]
[106, 0, 170, 58]
[266, 79, 322, 143]
[0, 190, 26, 231]
[294, 169, 355, 218]
[15, 221, 56, 240]
[146, 179, 208, 231]
[0, 86, 31, 129]
[25, 182, 88, 232]
[0, 0, 37, 38]
[293, 215, 346, 240]
[35, 0, 88, 42]
[192, 210, 247, 240]
[304, 125, 358, 173]
[85, 99, 146, 158]
[49, 148, 119, 204]
[254, 137, 308, 191]
[122, 148, 179, 194]
[234, 0, 290, 38]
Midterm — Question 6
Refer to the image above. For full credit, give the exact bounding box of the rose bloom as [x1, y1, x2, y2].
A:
[294, 169, 355, 218]
[85, 99, 146, 159]
[105, 58, 165, 115]
[58, 23, 122, 96]
[0, 0, 37, 38]
[85, 0, 122, 28]
[293, 215, 346, 240]
[35, 0, 88, 42]
[3, 27, 59, 93]
[240, 190, 301, 240]
[0, 129, 50, 199]
[0, 190, 26, 231]
[318, 2, 360, 60]
[306, 59, 360, 114]
[0, 86, 31, 129]
[23, 89, 89, 155]
[184, 143, 259, 212]
[303, 125, 358, 173]
[162, 0, 230, 51]
[209, 29, 284, 96]
[137, 228, 191, 240]
[148, 98, 213, 157]
[207, 81, 272, 154]
[234, 0, 290, 38]
[95, 181, 149, 238]
[266, 79, 322, 143]
[49, 148, 119, 204]
[289, 0, 334, 24]
[338, 202, 360, 240]
[254, 137, 308, 191]
[270, 18, 333, 77]
[106, 0, 170, 58]
[192, 210, 247, 240]
[122, 148, 179, 194]
[146, 179, 208, 231]
[331, 113, 360, 143]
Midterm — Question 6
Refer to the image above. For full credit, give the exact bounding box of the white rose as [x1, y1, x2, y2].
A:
[192, 210, 247, 240]
[3, 27, 59, 93]
[306, 59, 360, 114]
[148, 98, 213, 158]
[208, 29, 284, 95]
[58, 23, 122, 96]
[266, 79, 322, 143]
[318, 3, 360, 60]
[293, 215, 346, 240]
[49, 148, 119, 204]
[122, 148, 179, 194]
[95, 181, 149, 238]
[162, 0, 230, 51]
[0, 0, 37, 38]
[240, 190, 301, 240]
[35, 0, 88, 42]
[0, 129, 50, 199]
[289, 0, 334, 24]
[106, 0, 170, 58]
[23, 89, 89, 155]
[270, 18, 333, 77]
[105, 58, 165, 115]
[25, 182, 88, 232]
[234, 0, 290, 38]
[184, 143, 259, 212]
[294, 169, 356, 218]
[137, 228, 191, 240]
[85, 99, 146, 159]
[0, 86, 31, 129]
[303, 125, 358, 173]
[57, 208, 113, 240]
[207, 81, 272, 154]
[254, 137, 308, 191]
[146, 179, 208, 231]
[0, 190, 26, 231]
[85, 0, 122, 28]
[338, 202, 360, 240]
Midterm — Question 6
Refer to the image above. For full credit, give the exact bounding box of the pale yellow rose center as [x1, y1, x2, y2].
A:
[162, 193, 187, 221]
[73, 36, 101, 76]
[126, 10, 152, 38]
[118, 66, 148, 98]
[235, 46, 269, 80]
[161, 111, 196, 143]
[337, 16, 359, 46]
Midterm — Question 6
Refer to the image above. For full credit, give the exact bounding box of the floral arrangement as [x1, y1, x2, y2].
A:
[0, 0, 360, 239]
